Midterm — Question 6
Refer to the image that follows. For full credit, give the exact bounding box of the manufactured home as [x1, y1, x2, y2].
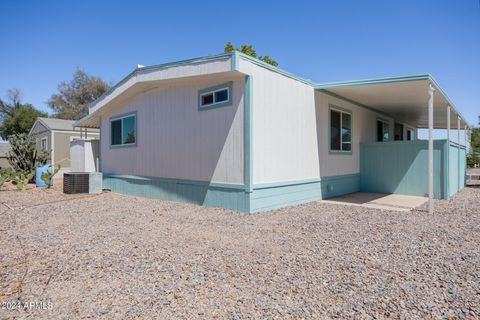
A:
[30, 117, 99, 169]
[75, 52, 469, 213]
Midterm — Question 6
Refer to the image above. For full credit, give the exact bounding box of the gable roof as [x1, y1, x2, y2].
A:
[37, 117, 76, 131]
[30, 117, 100, 135]
[74, 52, 471, 130]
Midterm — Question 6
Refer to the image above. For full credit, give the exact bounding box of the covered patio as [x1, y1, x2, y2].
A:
[316, 74, 471, 213]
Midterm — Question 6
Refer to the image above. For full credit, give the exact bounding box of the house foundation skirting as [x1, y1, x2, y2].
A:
[103, 173, 360, 213]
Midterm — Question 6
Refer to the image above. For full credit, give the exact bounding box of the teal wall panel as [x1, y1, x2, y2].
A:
[460, 147, 466, 189]
[360, 140, 447, 199]
[103, 174, 248, 212]
[449, 143, 459, 196]
[448, 142, 467, 197]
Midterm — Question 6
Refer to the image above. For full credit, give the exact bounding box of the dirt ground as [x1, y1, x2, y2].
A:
[0, 183, 479, 319]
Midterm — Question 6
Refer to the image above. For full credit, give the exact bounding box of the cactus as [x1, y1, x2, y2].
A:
[7, 133, 50, 181]
[40, 165, 61, 188]
[0, 168, 14, 188]
[11, 171, 35, 191]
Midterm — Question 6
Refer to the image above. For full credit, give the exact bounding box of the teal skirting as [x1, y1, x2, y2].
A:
[103, 173, 360, 213]
[103, 174, 249, 212]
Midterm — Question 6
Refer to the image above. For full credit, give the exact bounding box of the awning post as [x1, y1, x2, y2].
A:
[447, 105, 451, 142]
[428, 84, 435, 214]
[457, 117, 460, 145]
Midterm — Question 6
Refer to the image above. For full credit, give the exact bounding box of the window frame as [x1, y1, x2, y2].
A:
[406, 127, 416, 141]
[198, 81, 233, 111]
[376, 118, 390, 142]
[328, 105, 353, 155]
[41, 137, 47, 151]
[109, 111, 137, 148]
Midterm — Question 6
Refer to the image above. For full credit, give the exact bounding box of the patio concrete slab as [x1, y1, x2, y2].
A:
[321, 192, 428, 212]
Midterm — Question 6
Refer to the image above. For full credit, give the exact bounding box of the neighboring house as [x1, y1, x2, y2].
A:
[29, 117, 99, 169]
[75, 52, 470, 213]
[0, 143, 11, 169]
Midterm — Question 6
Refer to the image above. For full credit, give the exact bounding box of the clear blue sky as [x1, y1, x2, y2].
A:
[1, 0, 479, 126]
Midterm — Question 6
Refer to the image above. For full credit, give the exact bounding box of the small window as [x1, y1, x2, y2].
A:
[377, 119, 390, 142]
[330, 107, 352, 152]
[111, 113, 136, 147]
[406, 128, 415, 141]
[198, 82, 232, 111]
[41, 137, 47, 151]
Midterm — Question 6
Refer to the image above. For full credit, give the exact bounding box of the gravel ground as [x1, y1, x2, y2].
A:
[0, 184, 479, 319]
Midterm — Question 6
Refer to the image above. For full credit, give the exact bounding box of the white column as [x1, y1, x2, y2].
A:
[457, 117, 460, 145]
[464, 125, 467, 147]
[447, 105, 451, 142]
[428, 84, 435, 214]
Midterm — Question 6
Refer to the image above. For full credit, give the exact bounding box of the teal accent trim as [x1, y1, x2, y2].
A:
[244, 75, 253, 194]
[109, 111, 137, 148]
[316, 74, 431, 89]
[254, 177, 321, 190]
[316, 74, 470, 129]
[231, 51, 239, 71]
[236, 52, 315, 86]
[75, 52, 468, 129]
[328, 104, 353, 155]
[89, 53, 234, 110]
[198, 81, 233, 111]
[321, 174, 360, 199]
[103, 174, 248, 212]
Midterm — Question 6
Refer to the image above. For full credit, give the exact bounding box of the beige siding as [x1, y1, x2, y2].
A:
[34, 132, 52, 163]
[53, 132, 72, 168]
[315, 91, 395, 176]
[53, 132, 99, 168]
[100, 75, 245, 184]
[239, 59, 320, 184]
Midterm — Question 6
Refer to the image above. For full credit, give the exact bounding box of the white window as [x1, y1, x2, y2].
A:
[406, 128, 415, 141]
[377, 119, 390, 142]
[200, 88, 229, 106]
[330, 107, 352, 152]
[198, 82, 232, 111]
[41, 137, 47, 151]
[110, 113, 136, 147]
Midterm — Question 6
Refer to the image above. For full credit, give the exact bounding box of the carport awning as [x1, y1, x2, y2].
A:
[315, 74, 469, 129]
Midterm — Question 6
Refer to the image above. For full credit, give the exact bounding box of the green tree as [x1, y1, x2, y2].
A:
[258, 55, 279, 67]
[467, 116, 480, 168]
[0, 89, 47, 140]
[224, 42, 279, 67]
[48, 68, 110, 120]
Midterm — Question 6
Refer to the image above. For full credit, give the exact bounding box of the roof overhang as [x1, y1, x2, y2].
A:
[74, 53, 236, 128]
[315, 75, 470, 129]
